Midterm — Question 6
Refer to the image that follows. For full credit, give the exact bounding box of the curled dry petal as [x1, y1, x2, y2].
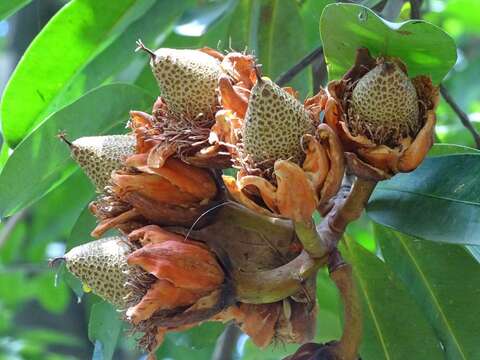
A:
[323, 48, 439, 177]
[126, 279, 201, 324]
[398, 111, 435, 172]
[225, 129, 343, 222]
[125, 155, 217, 201]
[199, 47, 225, 61]
[314, 125, 345, 206]
[274, 160, 317, 222]
[238, 303, 281, 348]
[220, 52, 257, 89]
[127, 241, 224, 291]
[223, 175, 275, 216]
[128, 224, 185, 245]
[113, 173, 201, 205]
[276, 300, 317, 344]
[218, 76, 249, 117]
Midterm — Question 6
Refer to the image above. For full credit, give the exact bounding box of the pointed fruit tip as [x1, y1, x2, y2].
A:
[49, 257, 66, 268]
[57, 131, 73, 147]
[254, 64, 263, 84]
[135, 39, 156, 60]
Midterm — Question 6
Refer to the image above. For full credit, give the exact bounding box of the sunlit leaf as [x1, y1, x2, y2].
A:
[367, 154, 480, 245]
[343, 237, 444, 360]
[0, 84, 154, 217]
[88, 301, 123, 360]
[174, 0, 236, 37]
[0, 0, 31, 20]
[1, 0, 155, 146]
[375, 225, 480, 359]
[320, 3, 457, 83]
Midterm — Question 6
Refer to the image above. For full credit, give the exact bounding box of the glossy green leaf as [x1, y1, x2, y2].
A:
[255, 0, 312, 97]
[1, 0, 155, 147]
[32, 272, 70, 314]
[155, 323, 224, 359]
[0, 84, 154, 217]
[0, 0, 31, 20]
[428, 143, 480, 157]
[174, 0, 236, 37]
[375, 225, 480, 359]
[320, 3, 457, 83]
[343, 238, 444, 360]
[367, 154, 480, 245]
[25, 170, 93, 263]
[88, 301, 123, 360]
[62, 0, 189, 102]
[300, 0, 334, 51]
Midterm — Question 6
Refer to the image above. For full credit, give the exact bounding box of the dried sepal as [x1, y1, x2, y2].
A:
[223, 128, 344, 222]
[324, 48, 439, 178]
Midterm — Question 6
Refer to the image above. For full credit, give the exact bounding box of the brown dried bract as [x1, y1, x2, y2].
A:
[324, 48, 439, 179]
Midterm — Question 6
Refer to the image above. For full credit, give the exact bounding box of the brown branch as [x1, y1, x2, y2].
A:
[317, 178, 377, 248]
[440, 85, 480, 149]
[329, 252, 362, 360]
[276, 47, 323, 86]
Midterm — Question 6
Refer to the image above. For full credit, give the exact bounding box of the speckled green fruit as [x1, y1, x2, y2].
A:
[149, 48, 223, 119]
[243, 77, 314, 166]
[70, 135, 135, 192]
[64, 236, 133, 308]
[349, 60, 419, 145]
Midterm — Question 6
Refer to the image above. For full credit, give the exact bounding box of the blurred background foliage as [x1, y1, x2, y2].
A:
[0, 0, 478, 359]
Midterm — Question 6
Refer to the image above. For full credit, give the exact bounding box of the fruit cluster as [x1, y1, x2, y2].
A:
[57, 42, 438, 358]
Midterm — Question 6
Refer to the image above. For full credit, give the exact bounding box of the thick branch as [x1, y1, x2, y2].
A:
[329, 252, 362, 360]
[294, 220, 330, 258]
[440, 85, 480, 149]
[317, 178, 377, 248]
[235, 250, 327, 304]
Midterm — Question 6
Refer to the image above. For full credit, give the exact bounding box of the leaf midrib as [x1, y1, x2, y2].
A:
[374, 187, 480, 207]
[395, 232, 467, 359]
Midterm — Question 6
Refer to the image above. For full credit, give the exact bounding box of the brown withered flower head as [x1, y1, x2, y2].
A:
[217, 69, 344, 222]
[324, 48, 439, 180]
[134, 41, 257, 169]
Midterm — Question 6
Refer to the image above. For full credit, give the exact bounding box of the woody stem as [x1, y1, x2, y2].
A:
[329, 250, 362, 360]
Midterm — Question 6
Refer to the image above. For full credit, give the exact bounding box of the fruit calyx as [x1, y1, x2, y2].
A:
[346, 57, 420, 147]
[241, 72, 314, 177]
[136, 39, 223, 121]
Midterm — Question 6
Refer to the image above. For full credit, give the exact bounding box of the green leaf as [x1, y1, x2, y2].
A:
[174, 0, 236, 37]
[320, 3, 457, 83]
[375, 225, 480, 360]
[427, 143, 480, 157]
[300, 0, 334, 51]
[256, 0, 312, 97]
[367, 154, 480, 245]
[0, 0, 31, 21]
[1, 0, 155, 147]
[88, 301, 123, 360]
[343, 237, 444, 360]
[168, 322, 225, 350]
[62, 0, 189, 101]
[227, 0, 311, 97]
[32, 272, 70, 314]
[0, 83, 154, 217]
